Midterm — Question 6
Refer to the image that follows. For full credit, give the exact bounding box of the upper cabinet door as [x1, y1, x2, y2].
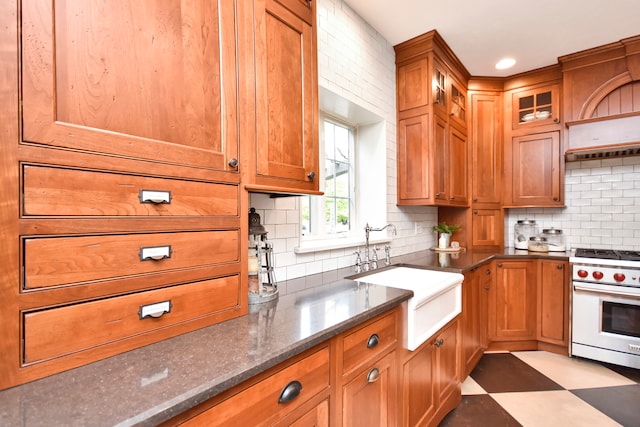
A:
[252, 0, 319, 190]
[509, 131, 562, 206]
[511, 85, 560, 130]
[21, 1, 238, 173]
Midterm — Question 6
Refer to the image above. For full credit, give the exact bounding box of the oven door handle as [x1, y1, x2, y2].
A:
[573, 283, 640, 300]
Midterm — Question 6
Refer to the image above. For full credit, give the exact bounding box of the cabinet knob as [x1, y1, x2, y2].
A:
[497, 263, 503, 268]
[483, 285, 490, 290]
[473, 198, 478, 202]
[278, 380, 303, 404]
[227, 157, 238, 168]
[307, 171, 316, 179]
[557, 264, 564, 270]
[485, 269, 491, 275]
[367, 333, 380, 349]
[435, 192, 441, 197]
[553, 197, 559, 202]
[434, 338, 444, 348]
[473, 210, 478, 215]
[450, 196, 455, 200]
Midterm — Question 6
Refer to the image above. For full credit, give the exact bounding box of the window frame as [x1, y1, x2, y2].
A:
[301, 114, 357, 241]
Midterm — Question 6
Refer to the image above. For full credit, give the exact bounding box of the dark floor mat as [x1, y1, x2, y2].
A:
[470, 353, 563, 393]
[439, 394, 522, 427]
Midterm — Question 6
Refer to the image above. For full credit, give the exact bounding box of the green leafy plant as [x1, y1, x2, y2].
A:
[432, 222, 461, 235]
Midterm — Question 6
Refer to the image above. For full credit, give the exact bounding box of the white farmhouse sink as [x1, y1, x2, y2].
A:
[354, 267, 463, 351]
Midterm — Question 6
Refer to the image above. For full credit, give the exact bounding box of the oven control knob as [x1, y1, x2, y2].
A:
[577, 270, 589, 278]
[613, 273, 625, 282]
[592, 271, 604, 280]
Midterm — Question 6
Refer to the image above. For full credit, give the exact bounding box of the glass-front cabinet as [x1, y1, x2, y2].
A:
[511, 85, 560, 128]
[449, 77, 467, 127]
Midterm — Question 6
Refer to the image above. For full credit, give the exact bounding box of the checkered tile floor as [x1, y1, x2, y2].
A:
[439, 351, 640, 427]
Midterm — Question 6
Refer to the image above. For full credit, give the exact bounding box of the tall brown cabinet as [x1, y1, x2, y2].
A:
[395, 31, 470, 207]
[0, 0, 319, 390]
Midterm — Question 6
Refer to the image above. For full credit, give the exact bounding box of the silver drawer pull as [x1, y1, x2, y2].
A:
[139, 300, 172, 319]
[367, 368, 380, 383]
[139, 189, 172, 204]
[139, 245, 172, 261]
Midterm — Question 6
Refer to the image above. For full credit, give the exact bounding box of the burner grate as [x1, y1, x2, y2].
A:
[574, 248, 640, 261]
[618, 250, 640, 262]
[574, 248, 619, 259]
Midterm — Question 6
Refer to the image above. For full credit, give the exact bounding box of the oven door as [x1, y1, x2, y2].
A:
[572, 282, 640, 356]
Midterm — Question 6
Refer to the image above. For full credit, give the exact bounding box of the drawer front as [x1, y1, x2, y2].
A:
[23, 275, 240, 363]
[342, 311, 397, 375]
[24, 230, 239, 289]
[184, 346, 330, 426]
[23, 165, 238, 216]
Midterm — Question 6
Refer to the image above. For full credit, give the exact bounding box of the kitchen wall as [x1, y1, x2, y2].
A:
[506, 156, 640, 251]
[251, 0, 640, 287]
[249, 0, 437, 285]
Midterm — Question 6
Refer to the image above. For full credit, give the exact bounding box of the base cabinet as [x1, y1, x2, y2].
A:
[537, 260, 570, 352]
[399, 318, 461, 427]
[486, 259, 569, 355]
[341, 351, 396, 426]
[461, 263, 491, 378]
[489, 260, 537, 347]
[166, 345, 332, 427]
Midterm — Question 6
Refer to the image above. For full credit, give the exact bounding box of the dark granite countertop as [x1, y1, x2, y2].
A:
[0, 247, 570, 426]
[0, 278, 411, 427]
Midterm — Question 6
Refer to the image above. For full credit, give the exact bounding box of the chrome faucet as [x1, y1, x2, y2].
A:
[363, 223, 396, 270]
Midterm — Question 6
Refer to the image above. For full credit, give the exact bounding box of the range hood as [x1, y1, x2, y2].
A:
[565, 115, 640, 162]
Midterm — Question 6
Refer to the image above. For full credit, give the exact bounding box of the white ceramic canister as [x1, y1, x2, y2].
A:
[541, 228, 566, 252]
[514, 219, 538, 250]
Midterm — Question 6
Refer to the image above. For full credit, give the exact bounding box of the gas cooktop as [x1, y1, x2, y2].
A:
[574, 248, 640, 262]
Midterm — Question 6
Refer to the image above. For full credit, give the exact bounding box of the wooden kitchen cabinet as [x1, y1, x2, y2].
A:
[537, 260, 570, 353]
[337, 309, 399, 426]
[169, 345, 331, 426]
[21, 0, 239, 176]
[461, 263, 492, 378]
[438, 85, 503, 251]
[239, 0, 320, 194]
[488, 260, 537, 349]
[399, 318, 461, 427]
[505, 131, 563, 207]
[341, 351, 396, 426]
[167, 308, 400, 427]
[470, 90, 503, 206]
[503, 74, 564, 208]
[1, 0, 245, 390]
[395, 31, 470, 207]
[510, 84, 561, 129]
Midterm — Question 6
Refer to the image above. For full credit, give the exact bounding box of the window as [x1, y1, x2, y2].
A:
[301, 117, 355, 237]
[297, 87, 387, 252]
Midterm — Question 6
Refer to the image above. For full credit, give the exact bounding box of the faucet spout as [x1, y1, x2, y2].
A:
[363, 223, 396, 270]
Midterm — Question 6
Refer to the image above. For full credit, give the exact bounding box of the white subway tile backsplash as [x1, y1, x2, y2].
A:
[264, 210, 287, 225]
[507, 156, 640, 251]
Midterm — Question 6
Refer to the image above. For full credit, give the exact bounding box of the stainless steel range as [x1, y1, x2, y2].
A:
[570, 248, 640, 369]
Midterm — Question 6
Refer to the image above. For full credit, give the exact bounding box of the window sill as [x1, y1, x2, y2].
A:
[294, 236, 391, 254]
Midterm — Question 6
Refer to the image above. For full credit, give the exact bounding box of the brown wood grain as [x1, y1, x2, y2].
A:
[24, 275, 241, 363]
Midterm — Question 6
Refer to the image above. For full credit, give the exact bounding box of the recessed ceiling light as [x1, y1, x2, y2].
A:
[495, 58, 516, 70]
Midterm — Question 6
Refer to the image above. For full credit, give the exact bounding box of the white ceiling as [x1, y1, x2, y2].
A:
[343, 0, 640, 77]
